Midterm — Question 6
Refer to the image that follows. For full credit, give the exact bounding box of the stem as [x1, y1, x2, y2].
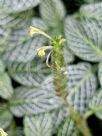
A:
[10, 120, 16, 136]
[84, 105, 102, 119]
[52, 40, 68, 98]
[51, 37, 92, 136]
[84, 110, 93, 119]
[69, 108, 92, 136]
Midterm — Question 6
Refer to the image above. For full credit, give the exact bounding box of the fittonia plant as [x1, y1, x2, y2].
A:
[1, 0, 102, 136]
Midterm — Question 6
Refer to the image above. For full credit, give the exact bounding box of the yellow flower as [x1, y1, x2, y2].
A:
[30, 26, 51, 39]
[37, 46, 52, 57]
[59, 38, 66, 45]
[0, 128, 7, 136]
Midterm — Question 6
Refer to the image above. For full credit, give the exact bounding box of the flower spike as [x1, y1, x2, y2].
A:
[30, 26, 52, 39]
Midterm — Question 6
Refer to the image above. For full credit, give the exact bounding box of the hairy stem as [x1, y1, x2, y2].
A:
[51, 37, 92, 136]
[52, 40, 68, 98]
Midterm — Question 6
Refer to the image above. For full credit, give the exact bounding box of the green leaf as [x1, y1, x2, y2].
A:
[0, 10, 33, 29]
[0, 0, 40, 13]
[98, 63, 102, 87]
[0, 72, 13, 99]
[8, 59, 50, 87]
[2, 17, 48, 63]
[31, 17, 47, 31]
[80, 2, 102, 20]
[64, 18, 102, 62]
[0, 59, 5, 72]
[67, 63, 97, 114]
[64, 44, 75, 64]
[1, 17, 48, 63]
[58, 118, 78, 136]
[89, 89, 102, 119]
[7, 127, 24, 136]
[6, 27, 29, 47]
[0, 104, 13, 129]
[52, 107, 68, 134]
[0, 27, 10, 54]
[40, 0, 65, 30]
[2, 36, 47, 63]
[24, 113, 52, 136]
[10, 83, 63, 117]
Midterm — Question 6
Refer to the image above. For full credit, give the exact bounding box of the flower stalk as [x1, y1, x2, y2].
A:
[51, 36, 68, 98]
[51, 36, 92, 136]
[29, 26, 92, 136]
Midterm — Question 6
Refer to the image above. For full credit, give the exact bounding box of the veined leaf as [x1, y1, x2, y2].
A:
[0, 72, 13, 99]
[6, 18, 47, 46]
[7, 27, 29, 47]
[80, 2, 102, 20]
[0, 11, 32, 29]
[52, 107, 68, 134]
[31, 17, 47, 31]
[39, 76, 56, 93]
[0, 60, 5, 72]
[98, 63, 102, 87]
[8, 59, 50, 87]
[89, 89, 102, 119]
[67, 63, 97, 114]
[0, 27, 10, 54]
[65, 18, 102, 62]
[2, 17, 48, 63]
[24, 113, 52, 136]
[0, 104, 13, 129]
[58, 117, 78, 136]
[40, 0, 65, 30]
[1, 27, 28, 58]
[2, 36, 47, 63]
[64, 44, 75, 64]
[0, 0, 40, 13]
[10, 85, 63, 117]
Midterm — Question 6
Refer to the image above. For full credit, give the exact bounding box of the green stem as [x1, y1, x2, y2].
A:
[51, 37, 92, 136]
[84, 105, 102, 119]
[69, 108, 92, 136]
[52, 40, 68, 98]
[84, 110, 93, 119]
[10, 120, 16, 136]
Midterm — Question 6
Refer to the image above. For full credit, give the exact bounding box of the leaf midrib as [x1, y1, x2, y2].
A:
[68, 68, 93, 98]
[75, 27, 102, 57]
